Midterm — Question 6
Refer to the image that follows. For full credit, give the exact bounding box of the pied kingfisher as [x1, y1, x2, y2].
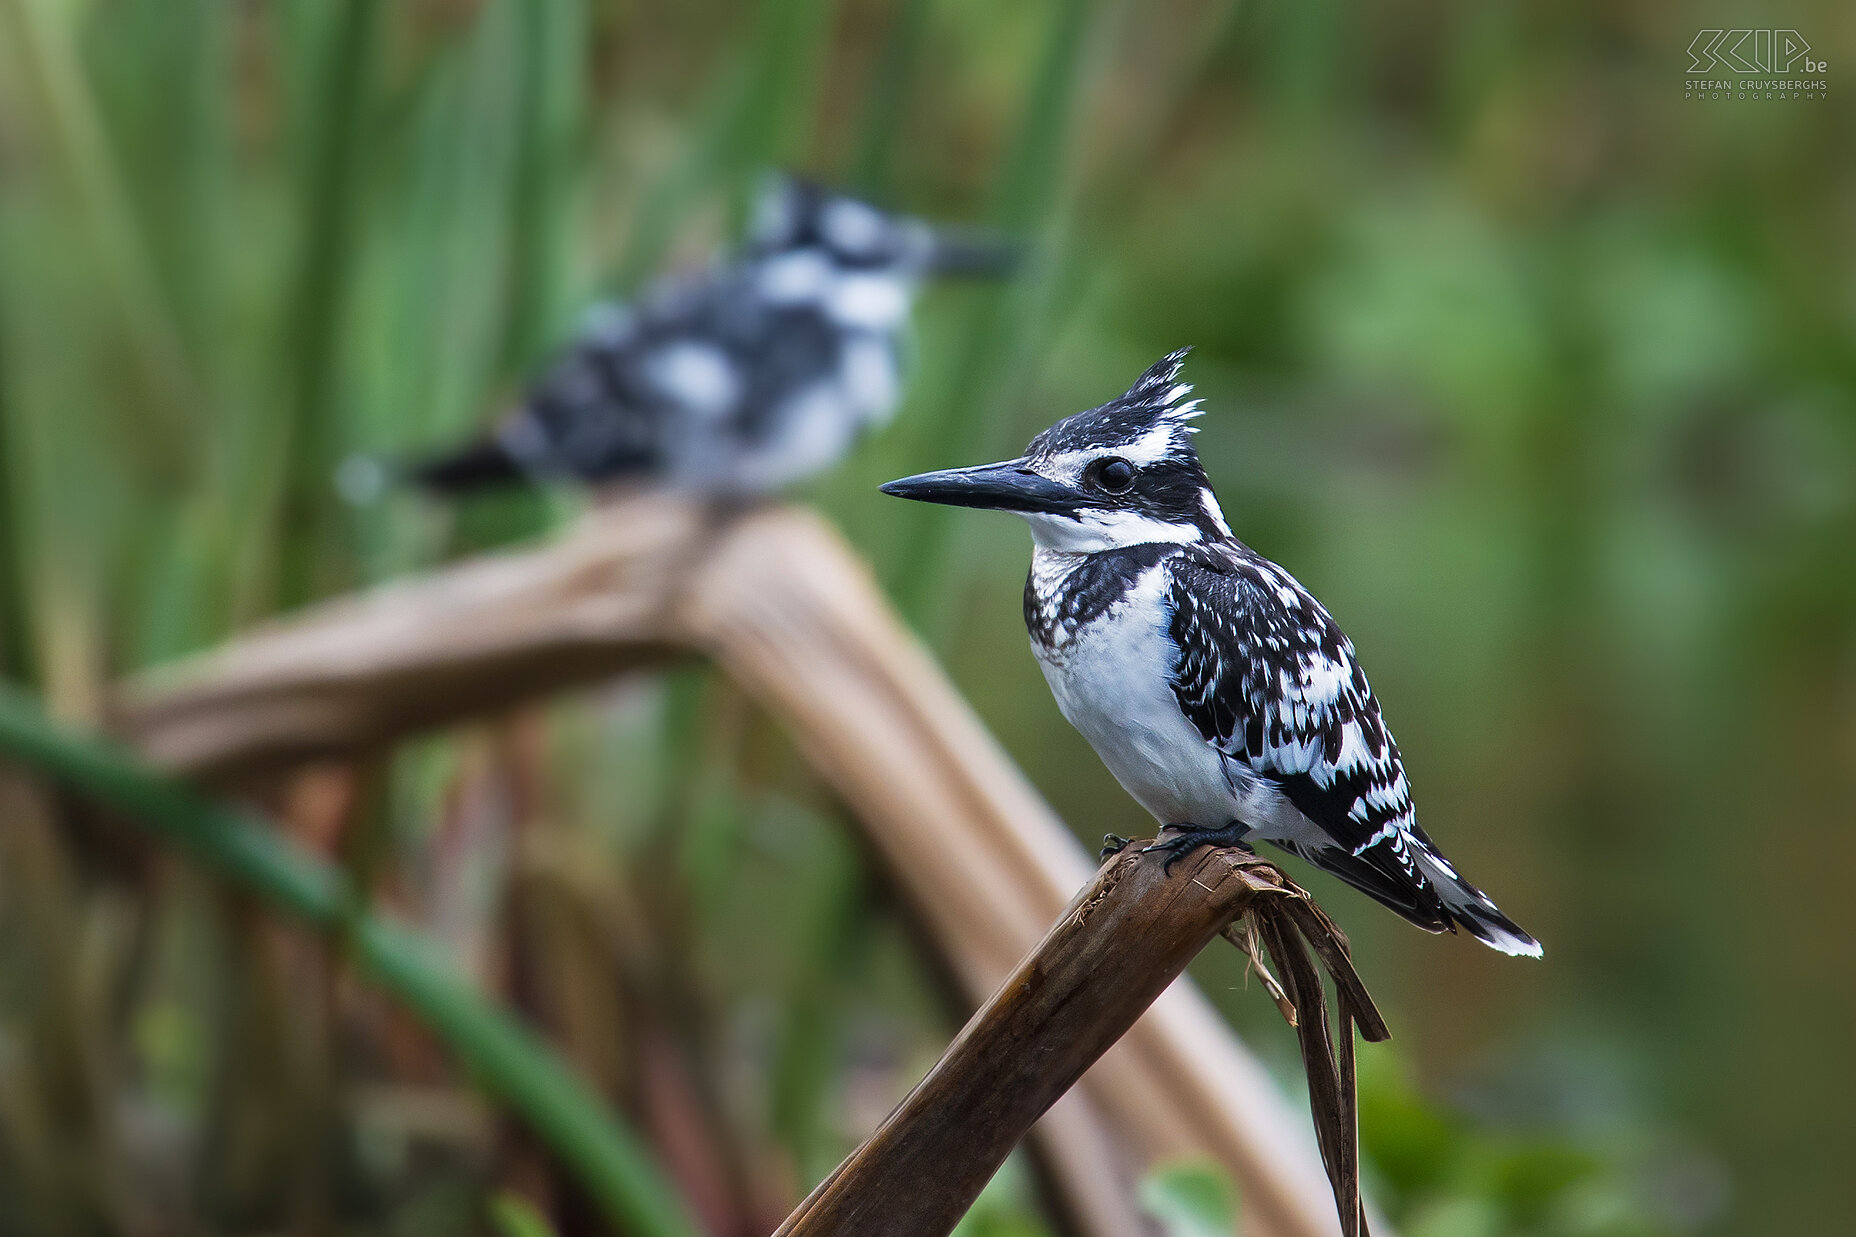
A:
[882, 349, 1541, 956]
[405, 175, 1012, 496]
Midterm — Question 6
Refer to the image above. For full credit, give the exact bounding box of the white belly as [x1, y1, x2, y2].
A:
[1034, 566, 1240, 828]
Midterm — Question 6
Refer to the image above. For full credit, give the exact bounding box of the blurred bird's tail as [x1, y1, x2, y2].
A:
[403, 437, 526, 494]
[334, 437, 527, 506]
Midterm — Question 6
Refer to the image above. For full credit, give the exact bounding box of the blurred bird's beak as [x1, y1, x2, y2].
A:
[880, 459, 1076, 513]
[922, 226, 1020, 277]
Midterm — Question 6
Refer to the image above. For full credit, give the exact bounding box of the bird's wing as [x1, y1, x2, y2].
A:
[510, 269, 756, 480]
[509, 300, 673, 480]
[1163, 544, 1450, 924]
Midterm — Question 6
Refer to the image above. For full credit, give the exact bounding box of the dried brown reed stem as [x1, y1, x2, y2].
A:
[118, 494, 1375, 1237]
[775, 843, 1388, 1237]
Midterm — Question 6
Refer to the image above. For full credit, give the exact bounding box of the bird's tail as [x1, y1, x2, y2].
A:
[402, 436, 526, 494]
[1412, 849, 1542, 958]
[334, 436, 530, 506]
[1290, 833, 1543, 958]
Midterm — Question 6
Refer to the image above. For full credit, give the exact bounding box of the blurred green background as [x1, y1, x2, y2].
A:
[0, 1, 1851, 1235]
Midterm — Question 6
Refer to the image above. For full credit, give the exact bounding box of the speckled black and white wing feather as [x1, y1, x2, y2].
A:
[409, 259, 901, 495]
[1165, 541, 1542, 956]
[502, 268, 879, 491]
[403, 179, 938, 497]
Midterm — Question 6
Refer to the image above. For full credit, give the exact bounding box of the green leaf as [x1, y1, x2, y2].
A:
[1138, 1160, 1241, 1237]
[0, 684, 700, 1237]
[490, 1191, 561, 1237]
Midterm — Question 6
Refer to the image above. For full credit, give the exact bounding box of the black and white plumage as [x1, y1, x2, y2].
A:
[403, 176, 1011, 497]
[882, 349, 1541, 956]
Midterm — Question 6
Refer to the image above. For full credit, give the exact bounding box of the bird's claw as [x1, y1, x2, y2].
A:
[1140, 832, 1203, 877]
[1099, 834, 1132, 862]
[1141, 824, 1252, 877]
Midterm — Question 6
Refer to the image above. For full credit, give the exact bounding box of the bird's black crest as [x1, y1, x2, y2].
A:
[744, 173, 914, 269]
[1013, 347, 1222, 537]
[1027, 347, 1202, 460]
[1127, 346, 1194, 399]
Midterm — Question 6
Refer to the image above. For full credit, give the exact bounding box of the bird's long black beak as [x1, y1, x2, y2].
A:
[880, 459, 1076, 513]
[923, 226, 1019, 278]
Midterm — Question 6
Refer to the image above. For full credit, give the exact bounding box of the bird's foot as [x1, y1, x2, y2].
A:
[1142, 823, 1254, 876]
[1099, 834, 1132, 862]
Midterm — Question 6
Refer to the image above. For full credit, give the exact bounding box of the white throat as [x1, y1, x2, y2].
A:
[1020, 508, 1202, 554]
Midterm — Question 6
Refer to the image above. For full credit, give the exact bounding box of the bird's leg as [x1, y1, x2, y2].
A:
[1142, 822, 1254, 876]
[1098, 834, 1132, 862]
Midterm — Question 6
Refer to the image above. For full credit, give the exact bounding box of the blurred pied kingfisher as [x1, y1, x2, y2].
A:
[400, 175, 1012, 497]
[882, 349, 1541, 956]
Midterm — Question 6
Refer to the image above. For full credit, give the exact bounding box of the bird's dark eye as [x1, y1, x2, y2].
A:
[1091, 457, 1136, 494]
